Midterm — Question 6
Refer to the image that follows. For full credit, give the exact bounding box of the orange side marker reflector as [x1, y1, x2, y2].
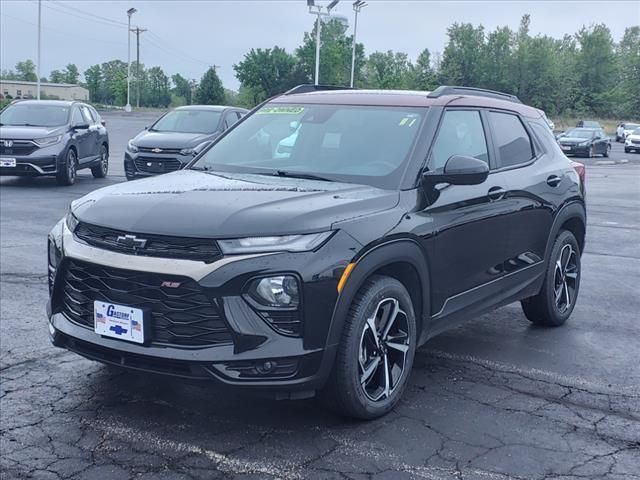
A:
[337, 262, 355, 293]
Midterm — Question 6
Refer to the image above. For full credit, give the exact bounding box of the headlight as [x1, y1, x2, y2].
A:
[65, 211, 79, 232]
[127, 141, 139, 153]
[34, 135, 62, 147]
[180, 141, 210, 156]
[247, 275, 300, 308]
[218, 232, 333, 254]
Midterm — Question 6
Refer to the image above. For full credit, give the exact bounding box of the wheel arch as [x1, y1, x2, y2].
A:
[326, 238, 431, 350]
[546, 201, 586, 260]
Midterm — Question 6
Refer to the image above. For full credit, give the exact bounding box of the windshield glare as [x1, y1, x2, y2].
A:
[567, 129, 593, 139]
[626, 124, 640, 130]
[0, 104, 69, 127]
[192, 103, 426, 188]
[151, 110, 222, 134]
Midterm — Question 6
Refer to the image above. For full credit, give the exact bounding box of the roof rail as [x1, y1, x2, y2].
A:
[427, 86, 522, 104]
[284, 84, 354, 95]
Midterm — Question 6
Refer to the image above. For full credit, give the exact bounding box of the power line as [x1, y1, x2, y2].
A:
[42, 1, 127, 30]
[146, 30, 212, 67]
[49, 0, 128, 27]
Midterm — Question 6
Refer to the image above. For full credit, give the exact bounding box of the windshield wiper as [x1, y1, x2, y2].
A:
[189, 165, 210, 171]
[275, 170, 333, 182]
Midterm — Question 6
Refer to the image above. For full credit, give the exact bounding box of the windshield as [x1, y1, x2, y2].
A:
[192, 103, 426, 189]
[0, 103, 69, 127]
[566, 129, 593, 139]
[151, 109, 222, 134]
[632, 128, 640, 135]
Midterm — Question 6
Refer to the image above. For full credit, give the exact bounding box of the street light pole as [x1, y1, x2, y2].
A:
[125, 7, 136, 112]
[308, 0, 340, 85]
[37, 0, 41, 99]
[350, 1, 367, 88]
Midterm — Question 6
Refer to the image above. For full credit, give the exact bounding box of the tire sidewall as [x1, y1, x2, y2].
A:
[338, 277, 417, 418]
[99, 145, 108, 176]
[543, 231, 581, 323]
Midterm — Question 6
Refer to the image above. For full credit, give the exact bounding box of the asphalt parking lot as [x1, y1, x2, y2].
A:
[1, 112, 639, 480]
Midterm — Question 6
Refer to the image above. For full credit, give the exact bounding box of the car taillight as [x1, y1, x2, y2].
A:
[570, 160, 585, 184]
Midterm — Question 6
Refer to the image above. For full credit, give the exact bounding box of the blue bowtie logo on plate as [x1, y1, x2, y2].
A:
[110, 325, 128, 335]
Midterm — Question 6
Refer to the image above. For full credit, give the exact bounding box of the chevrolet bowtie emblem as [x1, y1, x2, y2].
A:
[152, 147, 162, 153]
[115, 234, 147, 249]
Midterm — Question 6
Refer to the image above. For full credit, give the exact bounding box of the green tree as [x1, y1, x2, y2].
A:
[172, 73, 193, 105]
[100, 60, 128, 105]
[146, 66, 171, 108]
[480, 26, 514, 93]
[439, 23, 485, 86]
[234, 46, 307, 103]
[49, 69, 65, 83]
[15, 60, 37, 82]
[84, 65, 102, 102]
[195, 67, 225, 105]
[296, 19, 364, 86]
[63, 64, 79, 84]
[364, 50, 414, 89]
[617, 26, 640, 118]
[410, 48, 436, 90]
[512, 14, 532, 100]
[574, 24, 617, 115]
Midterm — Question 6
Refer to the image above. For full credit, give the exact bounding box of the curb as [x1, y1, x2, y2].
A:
[595, 159, 631, 166]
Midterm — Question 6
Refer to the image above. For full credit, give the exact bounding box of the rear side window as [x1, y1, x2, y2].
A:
[429, 110, 489, 170]
[488, 111, 534, 167]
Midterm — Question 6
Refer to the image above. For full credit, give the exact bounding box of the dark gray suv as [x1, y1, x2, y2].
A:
[0, 100, 109, 185]
[124, 105, 247, 180]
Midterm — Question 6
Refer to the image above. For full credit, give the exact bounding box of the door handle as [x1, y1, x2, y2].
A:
[547, 175, 562, 187]
[487, 186, 506, 201]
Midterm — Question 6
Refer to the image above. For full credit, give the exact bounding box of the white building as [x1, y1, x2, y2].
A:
[0, 80, 89, 101]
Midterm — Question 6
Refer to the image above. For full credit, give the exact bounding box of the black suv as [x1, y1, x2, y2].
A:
[47, 86, 586, 419]
[124, 105, 247, 180]
[0, 100, 109, 185]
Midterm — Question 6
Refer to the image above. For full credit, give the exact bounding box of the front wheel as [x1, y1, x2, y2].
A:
[521, 230, 581, 326]
[322, 275, 417, 419]
[91, 145, 109, 178]
[56, 148, 77, 186]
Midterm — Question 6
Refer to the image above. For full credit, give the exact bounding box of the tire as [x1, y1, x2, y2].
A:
[603, 144, 610, 157]
[91, 144, 109, 178]
[625, 148, 630, 153]
[521, 230, 581, 327]
[322, 275, 417, 419]
[588, 146, 594, 158]
[56, 148, 77, 186]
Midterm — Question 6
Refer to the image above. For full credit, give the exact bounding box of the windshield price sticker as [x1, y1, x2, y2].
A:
[399, 114, 419, 127]
[258, 106, 305, 115]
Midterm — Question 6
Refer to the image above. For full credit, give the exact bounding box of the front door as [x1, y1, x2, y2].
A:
[417, 108, 515, 319]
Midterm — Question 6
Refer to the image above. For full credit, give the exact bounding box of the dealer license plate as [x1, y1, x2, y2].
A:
[94, 301, 145, 344]
[0, 158, 16, 167]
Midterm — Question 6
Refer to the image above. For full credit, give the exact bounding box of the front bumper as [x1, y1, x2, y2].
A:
[0, 154, 60, 176]
[47, 222, 358, 392]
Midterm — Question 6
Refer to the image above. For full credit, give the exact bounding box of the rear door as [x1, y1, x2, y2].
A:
[488, 111, 555, 290]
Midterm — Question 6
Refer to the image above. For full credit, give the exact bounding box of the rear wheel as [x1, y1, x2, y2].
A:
[603, 144, 611, 157]
[56, 148, 77, 186]
[521, 230, 580, 327]
[91, 144, 109, 178]
[322, 275, 416, 419]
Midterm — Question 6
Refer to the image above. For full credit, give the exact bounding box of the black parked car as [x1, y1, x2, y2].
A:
[125, 105, 247, 180]
[0, 100, 109, 185]
[557, 127, 611, 157]
[48, 85, 586, 419]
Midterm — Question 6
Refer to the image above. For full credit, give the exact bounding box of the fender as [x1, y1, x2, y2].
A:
[543, 200, 586, 262]
[325, 238, 431, 351]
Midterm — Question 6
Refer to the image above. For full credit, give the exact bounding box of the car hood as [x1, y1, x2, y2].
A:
[0, 125, 65, 140]
[71, 170, 399, 238]
[132, 131, 217, 149]
[627, 134, 640, 141]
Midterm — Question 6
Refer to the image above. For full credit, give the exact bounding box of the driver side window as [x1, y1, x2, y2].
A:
[429, 110, 489, 171]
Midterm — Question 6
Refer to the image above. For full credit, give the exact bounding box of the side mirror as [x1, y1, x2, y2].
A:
[100, 120, 106, 127]
[72, 123, 90, 130]
[144, 125, 149, 130]
[423, 155, 489, 187]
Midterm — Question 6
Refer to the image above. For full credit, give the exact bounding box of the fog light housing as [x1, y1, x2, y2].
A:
[48, 236, 62, 294]
[248, 275, 300, 308]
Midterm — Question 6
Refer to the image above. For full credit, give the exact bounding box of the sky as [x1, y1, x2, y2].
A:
[1, 0, 639, 90]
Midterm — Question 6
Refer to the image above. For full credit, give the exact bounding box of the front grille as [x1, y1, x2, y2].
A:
[0, 140, 39, 156]
[60, 259, 233, 347]
[138, 146, 183, 154]
[134, 156, 182, 174]
[632, 140, 640, 145]
[75, 222, 223, 263]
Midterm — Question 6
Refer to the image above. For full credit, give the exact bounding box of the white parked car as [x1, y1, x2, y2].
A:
[624, 128, 640, 153]
[620, 123, 640, 142]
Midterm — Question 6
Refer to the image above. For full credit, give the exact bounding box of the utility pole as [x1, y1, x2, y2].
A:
[37, 0, 41, 99]
[130, 26, 147, 108]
